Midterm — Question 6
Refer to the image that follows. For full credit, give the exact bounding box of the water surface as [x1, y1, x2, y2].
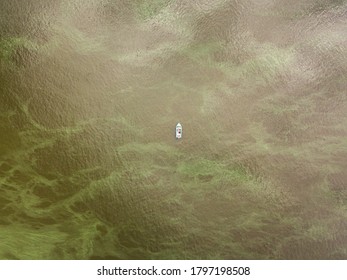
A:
[0, 0, 347, 259]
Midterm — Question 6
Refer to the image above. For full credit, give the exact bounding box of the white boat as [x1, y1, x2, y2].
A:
[176, 123, 182, 139]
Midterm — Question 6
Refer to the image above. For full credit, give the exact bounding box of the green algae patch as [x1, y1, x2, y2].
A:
[134, 0, 170, 21]
[0, 117, 21, 155]
[0, 37, 39, 65]
[177, 158, 252, 184]
[117, 142, 183, 172]
[0, 225, 68, 259]
[304, 224, 333, 241]
[178, 159, 222, 177]
[182, 42, 223, 63]
[118, 142, 180, 157]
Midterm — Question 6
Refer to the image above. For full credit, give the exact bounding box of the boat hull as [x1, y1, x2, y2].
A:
[176, 123, 182, 139]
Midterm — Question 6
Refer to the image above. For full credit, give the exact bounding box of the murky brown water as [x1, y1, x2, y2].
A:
[0, 0, 347, 259]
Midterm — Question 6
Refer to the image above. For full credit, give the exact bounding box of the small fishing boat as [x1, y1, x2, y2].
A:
[176, 123, 182, 139]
